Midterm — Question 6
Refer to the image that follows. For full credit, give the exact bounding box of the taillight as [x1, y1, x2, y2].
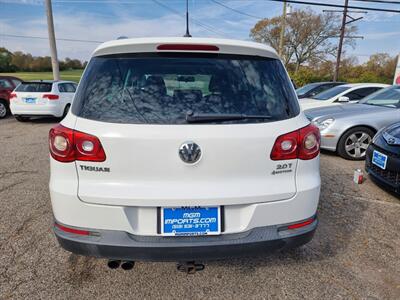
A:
[298, 125, 320, 160]
[49, 124, 106, 162]
[43, 94, 59, 100]
[157, 44, 219, 51]
[9, 93, 17, 100]
[270, 124, 320, 160]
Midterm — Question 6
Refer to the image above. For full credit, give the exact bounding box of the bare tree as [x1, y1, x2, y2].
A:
[250, 17, 294, 65]
[250, 8, 357, 73]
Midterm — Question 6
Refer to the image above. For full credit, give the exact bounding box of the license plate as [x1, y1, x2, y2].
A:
[24, 97, 37, 104]
[372, 150, 387, 170]
[161, 206, 220, 236]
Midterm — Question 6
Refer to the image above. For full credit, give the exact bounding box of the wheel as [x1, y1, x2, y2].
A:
[15, 115, 29, 122]
[0, 100, 8, 119]
[337, 126, 374, 160]
[62, 104, 71, 118]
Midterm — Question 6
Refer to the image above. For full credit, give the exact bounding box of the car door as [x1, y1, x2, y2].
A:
[0, 79, 13, 101]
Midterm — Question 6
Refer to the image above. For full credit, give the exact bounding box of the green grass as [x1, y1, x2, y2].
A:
[0, 69, 84, 82]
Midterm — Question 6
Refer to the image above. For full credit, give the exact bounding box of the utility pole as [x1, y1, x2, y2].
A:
[45, 0, 60, 81]
[184, 0, 192, 37]
[334, 0, 349, 82]
[278, 1, 287, 58]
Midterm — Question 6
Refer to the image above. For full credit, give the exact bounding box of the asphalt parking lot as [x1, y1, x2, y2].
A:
[0, 116, 399, 299]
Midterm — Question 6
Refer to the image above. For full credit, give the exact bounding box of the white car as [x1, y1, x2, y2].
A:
[49, 37, 321, 269]
[300, 83, 389, 110]
[10, 80, 77, 121]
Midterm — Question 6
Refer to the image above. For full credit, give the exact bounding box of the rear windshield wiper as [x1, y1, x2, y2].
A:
[186, 111, 272, 123]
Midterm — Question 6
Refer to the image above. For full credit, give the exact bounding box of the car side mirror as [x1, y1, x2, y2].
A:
[338, 96, 350, 103]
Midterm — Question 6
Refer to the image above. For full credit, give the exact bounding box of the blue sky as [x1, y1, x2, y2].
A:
[0, 0, 399, 63]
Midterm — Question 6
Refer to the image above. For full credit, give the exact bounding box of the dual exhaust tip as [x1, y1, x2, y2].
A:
[107, 260, 134, 270]
[107, 260, 205, 273]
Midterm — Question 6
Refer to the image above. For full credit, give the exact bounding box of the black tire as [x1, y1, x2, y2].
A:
[15, 115, 29, 122]
[337, 126, 375, 160]
[0, 99, 9, 119]
[62, 104, 71, 118]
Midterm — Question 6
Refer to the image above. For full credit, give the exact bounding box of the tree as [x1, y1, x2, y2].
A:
[250, 16, 293, 65]
[250, 8, 357, 73]
[364, 53, 397, 82]
[0, 47, 85, 72]
[11, 52, 34, 71]
[288, 53, 397, 87]
[0, 47, 14, 72]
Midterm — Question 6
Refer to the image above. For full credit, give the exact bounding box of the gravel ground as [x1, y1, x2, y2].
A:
[0, 116, 399, 299]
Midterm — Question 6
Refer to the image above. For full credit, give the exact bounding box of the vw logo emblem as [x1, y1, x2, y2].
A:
[179, 142, 201, 164]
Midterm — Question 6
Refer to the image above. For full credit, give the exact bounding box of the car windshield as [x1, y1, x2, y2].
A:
[296, 83, 319, 96]
[72, 54, 299, 124]
[15, 82, 52, 92]
[312, 86, 350, 100]
[359, 85, 400, 108]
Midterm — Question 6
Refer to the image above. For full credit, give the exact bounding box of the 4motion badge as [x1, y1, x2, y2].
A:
[272, 163, 293, 175]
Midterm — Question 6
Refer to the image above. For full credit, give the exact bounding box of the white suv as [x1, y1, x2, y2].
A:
[49, 38, 321, 267]
[10, 80, 77, 121]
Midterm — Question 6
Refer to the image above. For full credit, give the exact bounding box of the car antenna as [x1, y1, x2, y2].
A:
[183, 0, 192, 37]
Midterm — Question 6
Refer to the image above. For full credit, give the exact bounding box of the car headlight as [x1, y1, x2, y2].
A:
[314, 118, 334, 131]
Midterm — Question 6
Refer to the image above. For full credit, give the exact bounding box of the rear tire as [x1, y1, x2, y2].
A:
[62, 104, 71, 118]
[15, 115, 29, 122]
[0, 100, 8, 119]
[337, 126, 374, 160]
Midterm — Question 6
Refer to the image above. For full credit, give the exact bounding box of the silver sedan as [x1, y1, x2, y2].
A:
[305, 85, 400, 160]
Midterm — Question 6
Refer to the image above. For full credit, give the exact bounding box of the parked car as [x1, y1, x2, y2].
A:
[0, 75, 22, 119]
[10, 80, 77, 121]
[300, 83, 389, 110]
[49, 37, 321, 267]
[306, 85, 400, 160]
[365, 121, 400, 197]
[296, 81, 346, 99]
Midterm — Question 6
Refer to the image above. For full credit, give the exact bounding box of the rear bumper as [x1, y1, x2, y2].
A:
[10, 103, 63, 117]
[54, 217, 317, 261]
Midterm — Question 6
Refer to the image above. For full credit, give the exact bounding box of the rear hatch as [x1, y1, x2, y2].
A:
[13, 82, 53, 105]
[72, 52, 304, 207]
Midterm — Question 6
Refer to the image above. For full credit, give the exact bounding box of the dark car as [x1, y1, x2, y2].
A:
[296, 82, 346, 99]
[365, 122, 400, 197]
[0, 76, 22, 118]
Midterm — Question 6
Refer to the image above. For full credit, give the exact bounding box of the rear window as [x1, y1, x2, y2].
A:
[72, 54, 299, 124]
[16, 82, 53, 93]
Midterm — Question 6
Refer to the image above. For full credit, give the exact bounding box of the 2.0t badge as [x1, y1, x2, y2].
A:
[179, 141, 202, 164]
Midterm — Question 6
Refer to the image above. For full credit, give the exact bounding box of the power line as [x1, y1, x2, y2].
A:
[1, 34, 103, 43]
[209, 0, 399, 21]
[352, 0, 400, 4]
[209, 0, 264, 19]
[265, 0, 400, 13]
